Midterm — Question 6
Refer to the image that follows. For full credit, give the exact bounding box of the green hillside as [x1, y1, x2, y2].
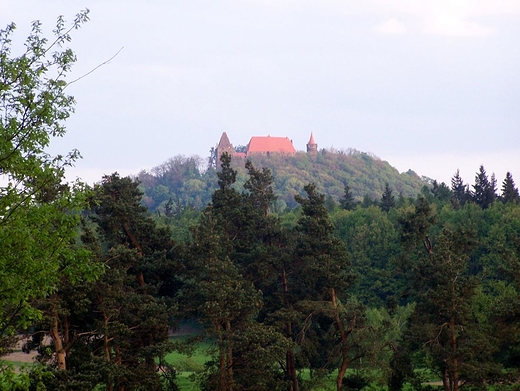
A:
[137, 148, 428, 212]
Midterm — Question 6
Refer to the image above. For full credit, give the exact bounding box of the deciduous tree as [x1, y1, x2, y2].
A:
[0, 10, 94, 358]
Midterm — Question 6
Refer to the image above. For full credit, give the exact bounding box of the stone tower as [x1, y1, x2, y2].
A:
[307, 133, 318, 155]
[216, 132, 235, 163]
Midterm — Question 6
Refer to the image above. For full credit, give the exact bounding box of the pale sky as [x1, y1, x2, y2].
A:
[2, 1, 519, 187]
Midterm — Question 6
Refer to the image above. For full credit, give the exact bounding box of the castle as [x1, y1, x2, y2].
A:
[216, 132, 318, 162]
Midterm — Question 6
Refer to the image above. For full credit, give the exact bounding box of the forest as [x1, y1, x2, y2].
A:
[136, 148, 427, 213]
[2, 11, 520, 391]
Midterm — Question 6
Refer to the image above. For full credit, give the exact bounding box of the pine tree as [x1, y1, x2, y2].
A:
[340, 182, 356, 211]
[293, 183, 359, 391]
[472, 165, 496, 209]
[380, 183, 396, 212]
[451, 170, 468, 209]
[184, 158, 289, 391]
[81, 174, 179, 390]
[501, 172, 519, 203]
[408, 226, 495, 391]
[431, 180, 451, 203]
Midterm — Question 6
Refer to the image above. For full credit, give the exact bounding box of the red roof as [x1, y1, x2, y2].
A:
[308, 133, 315, 145]
[246, 136, 296, 155]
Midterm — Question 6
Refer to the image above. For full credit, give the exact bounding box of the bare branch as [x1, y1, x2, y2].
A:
[65, 47, 124, 88]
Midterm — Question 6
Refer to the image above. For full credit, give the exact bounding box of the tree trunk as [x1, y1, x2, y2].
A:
[331, 288, 349, 391]
[337, 358, 349, 391]
[451, 315, 459, 391]
[121, 221, 146, 289]
[103, 312, 111, 361]
[442, 368, 450, 391]
[50, 308, 66, 370]
[226, 320, 233, 391]
[115, 346, 124, 391]
[217, 323, 227, 391]
[282, 268, 299, 391]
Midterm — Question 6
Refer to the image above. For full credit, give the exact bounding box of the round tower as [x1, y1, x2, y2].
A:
[307, 133, 318, 156]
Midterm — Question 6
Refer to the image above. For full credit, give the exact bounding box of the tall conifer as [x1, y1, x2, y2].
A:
[472, 165, 496, 209]
[501, 172, 520, 203]
[380, 183, 396, 212]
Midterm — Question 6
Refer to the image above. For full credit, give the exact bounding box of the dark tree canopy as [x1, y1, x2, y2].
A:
[501, 172, 519, 203]
[380, 183, 396, 212]
[450, 169, 468, 209]
[472, 165, 496, 209]
[340, 182, 356, 210]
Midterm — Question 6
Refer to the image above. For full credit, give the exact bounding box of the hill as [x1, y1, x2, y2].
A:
[136, 148, 428, 213]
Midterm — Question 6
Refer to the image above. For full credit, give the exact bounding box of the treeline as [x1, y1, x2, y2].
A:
[5, 152, 520, 391]
[136, 148, 427, 213]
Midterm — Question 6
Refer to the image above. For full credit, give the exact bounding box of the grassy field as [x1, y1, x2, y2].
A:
[164, 337, 396, 391]
[164, 337, 211, 390]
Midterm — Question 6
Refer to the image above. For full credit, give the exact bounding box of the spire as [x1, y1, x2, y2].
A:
[309, 133, 315, 145]
[216, 132, 235, 165]
[218, 132, 232, 147]
[307, 132, 317, 156]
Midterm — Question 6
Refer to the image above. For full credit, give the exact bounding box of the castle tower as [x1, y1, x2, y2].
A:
[216, 132, 235, 163]
[307, 133, 318, 155]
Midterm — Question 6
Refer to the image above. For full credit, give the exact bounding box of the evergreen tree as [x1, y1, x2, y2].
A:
[339, 182, 356, 211]
[379, 183, 396, 212]
[472, 165, 496, 209]
[501, 172, 519, 203]
[184, 157, 289, 391]
[55, 174, 179, 390]
[431, 180, 451, 203]
[184, 211, 263, 391]
[450, 170, 468, 209]
[408, 225, 497, 391]
[293, 184, 358, 391]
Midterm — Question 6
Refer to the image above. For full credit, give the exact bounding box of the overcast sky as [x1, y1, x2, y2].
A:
[3, 1, 519, 187]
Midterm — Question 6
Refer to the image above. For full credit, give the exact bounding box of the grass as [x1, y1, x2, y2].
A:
[163, 337, 212, 390]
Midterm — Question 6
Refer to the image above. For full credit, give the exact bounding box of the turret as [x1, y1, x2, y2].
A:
[307, 133, 318, 155]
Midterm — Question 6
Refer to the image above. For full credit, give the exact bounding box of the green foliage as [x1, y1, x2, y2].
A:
[138, 149, 427, 213]
[0, 10, 94, 357]
[451, 169, 469, 209]
[24, 174, 181, 390]
[339, 182, 356, 211]
[500, 172, 519, 204]
[333, 206, 400, 307]
[471, 165, 497, 209]
[380, 183, 396, 212]
[183, 157, 289, 391]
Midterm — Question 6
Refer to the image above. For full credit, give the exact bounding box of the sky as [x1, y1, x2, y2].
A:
[2, 0, 519, 187]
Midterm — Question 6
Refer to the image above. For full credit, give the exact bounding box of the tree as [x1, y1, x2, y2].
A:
[450, 170, 468, 209]
[339, 182, 356, 211]
[183, 157, 289, 391]
[293, 183, 356, 391]
[431, 180, 451, 203]
[184, 211, 264, 391]
[334, 205, 400, 308]
[379, 183, 395, 212]
[472, 165, 496, 209]
[408, 225, 497, 391]
[0, 10, 93, 357]
[501, 172, 519, 204]
[27, 174, 182, 390]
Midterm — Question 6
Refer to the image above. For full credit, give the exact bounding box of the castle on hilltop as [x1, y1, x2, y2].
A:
[216, 132, 318, 163]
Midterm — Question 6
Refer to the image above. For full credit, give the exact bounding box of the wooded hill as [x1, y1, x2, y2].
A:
[137, 148, 427, 212]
